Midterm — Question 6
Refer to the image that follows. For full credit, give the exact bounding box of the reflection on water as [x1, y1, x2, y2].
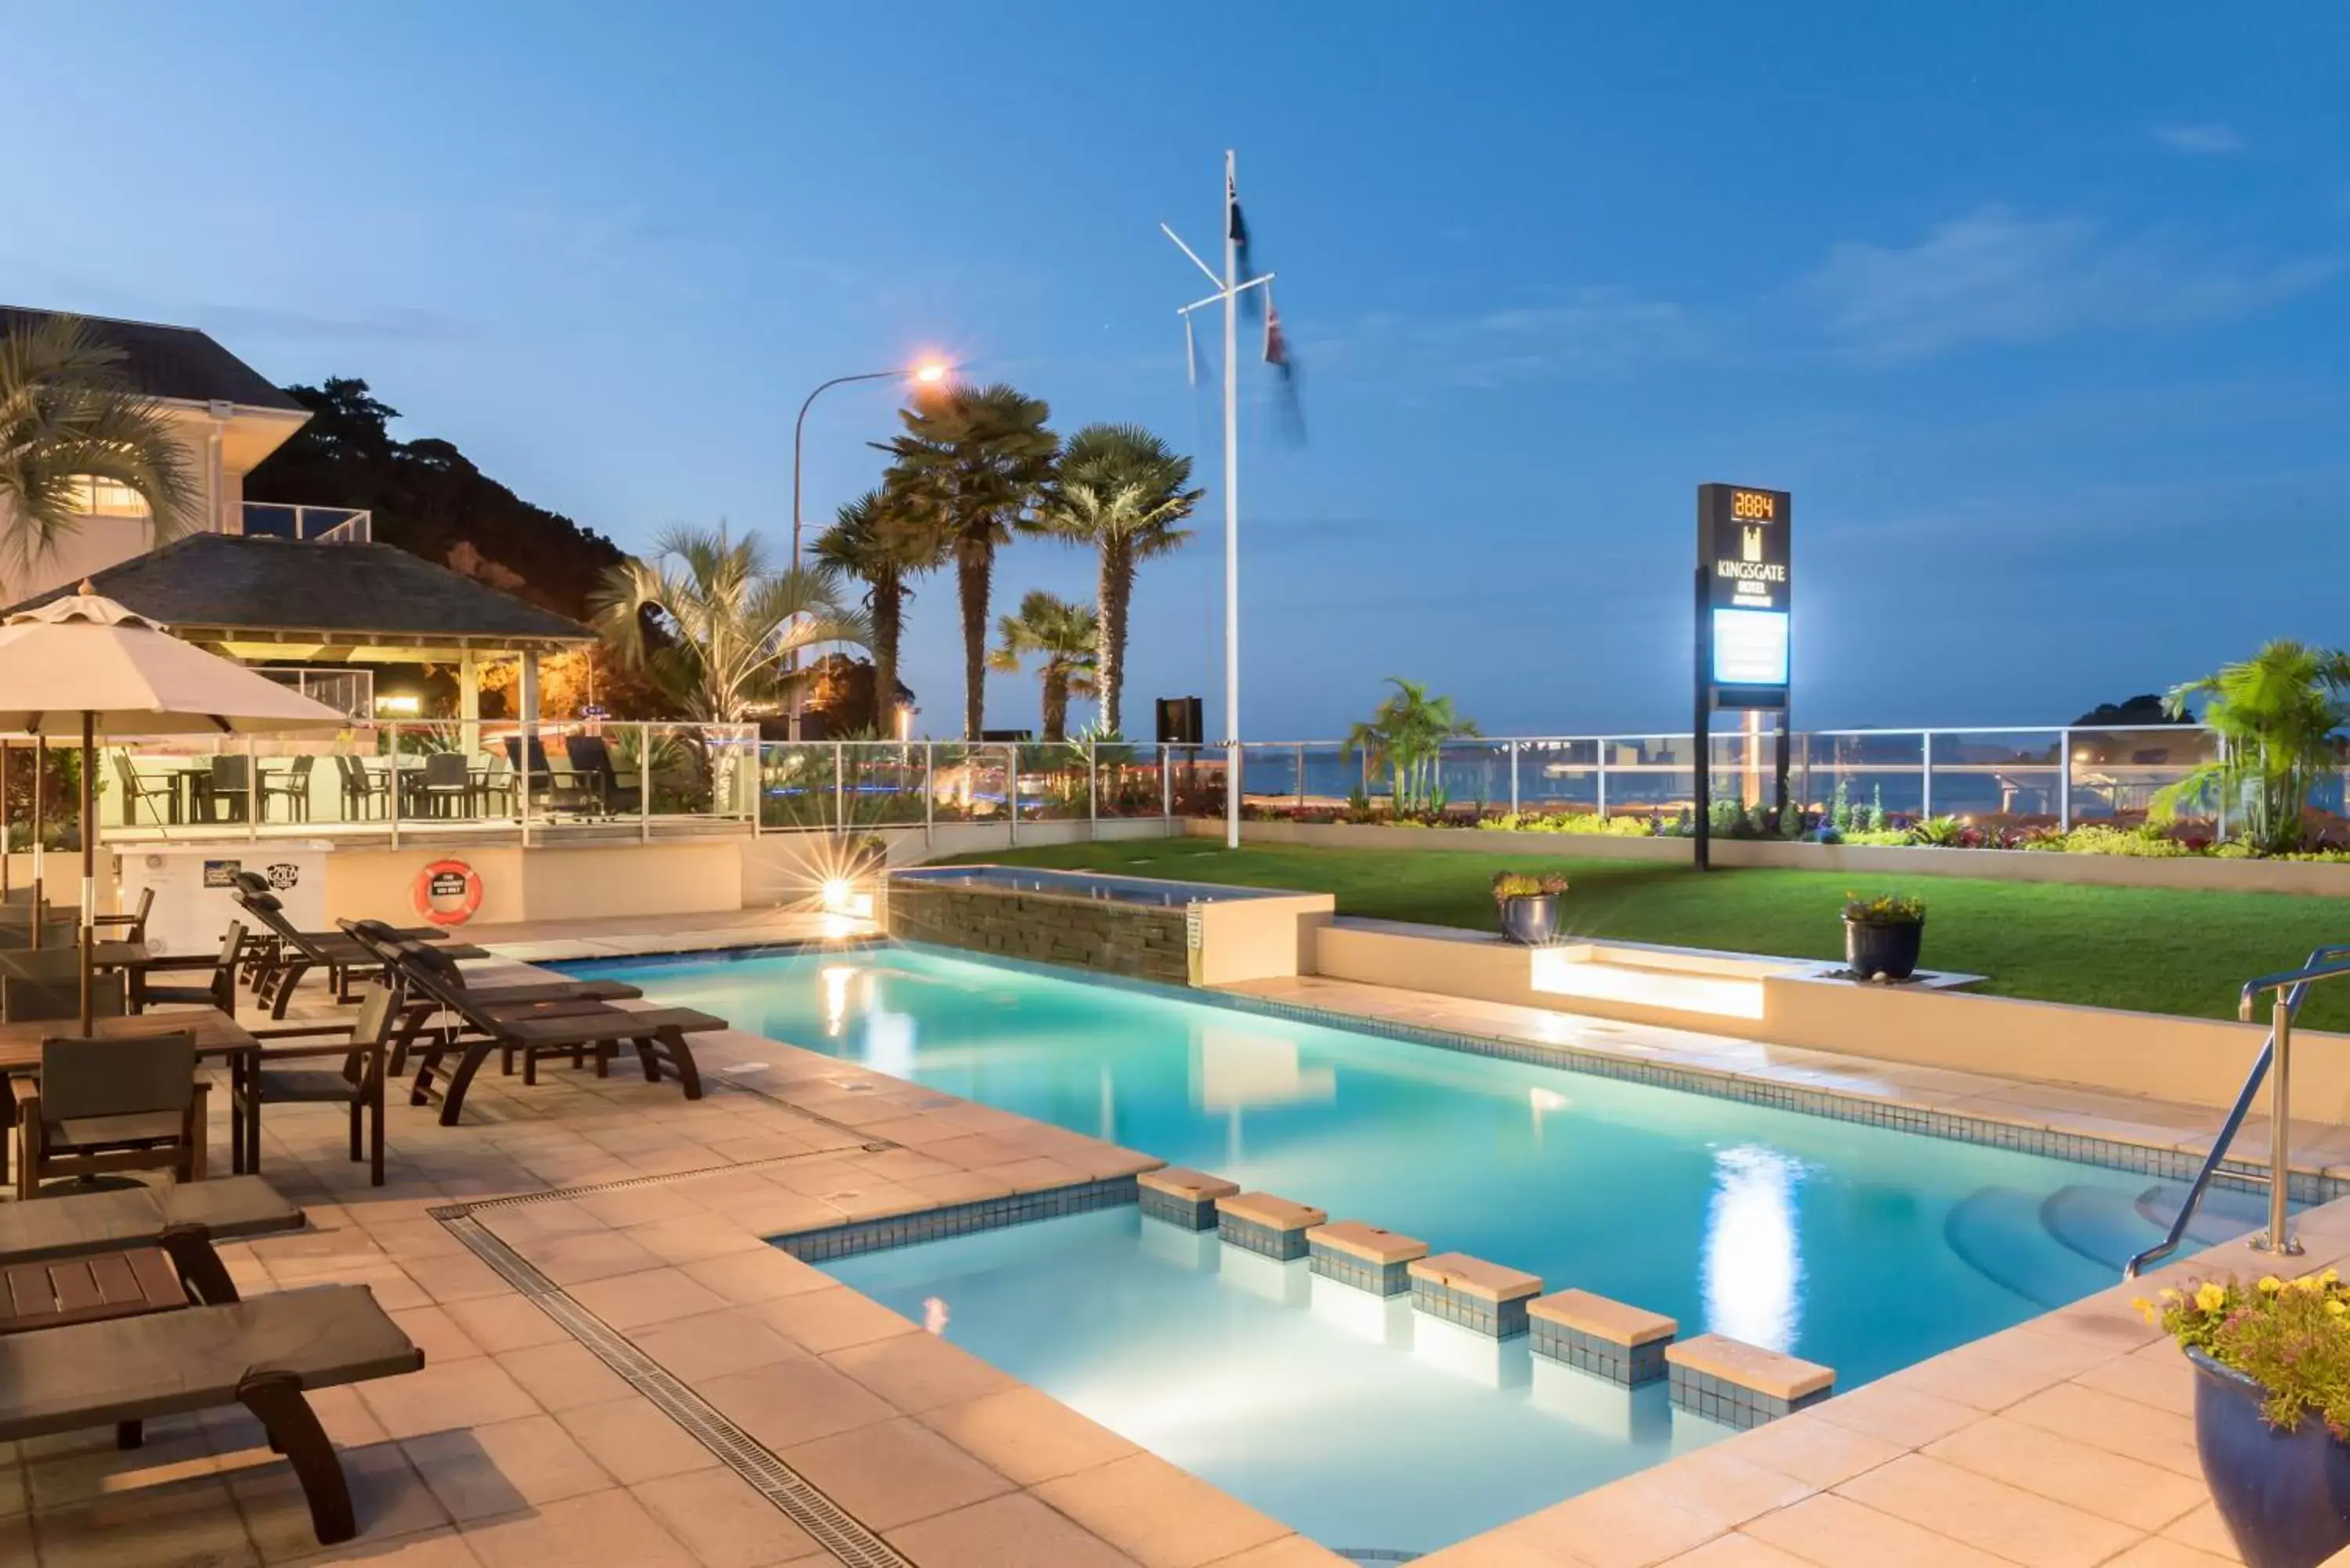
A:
[821, 964, 855, 1035]
[1704, 1146, 1805, 1351]
[1195, 1025, 1337, 1111]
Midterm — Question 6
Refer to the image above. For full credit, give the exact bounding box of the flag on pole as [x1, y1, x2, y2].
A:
[1227, 172, 1262, 320]
[1263, 297, 1291, 378]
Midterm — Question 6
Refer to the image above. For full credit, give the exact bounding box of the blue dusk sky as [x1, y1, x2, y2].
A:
[7, 4, 2348, 738]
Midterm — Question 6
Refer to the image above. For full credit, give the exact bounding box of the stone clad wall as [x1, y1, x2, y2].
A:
[884, 883, 1190, 985]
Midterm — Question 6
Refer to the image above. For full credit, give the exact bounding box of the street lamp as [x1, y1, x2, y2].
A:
[787, 358, 952, 738]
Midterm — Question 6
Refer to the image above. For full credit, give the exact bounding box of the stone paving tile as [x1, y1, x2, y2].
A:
[1921, 1414, 2209, 1531]
[459, 1489, 701, 1568]
[780, 1415, 1015, 1531]
[1833, 1451, 2140, 1568]
[492, 1340, 637, 1413]
[554, 1396, 724, 1487]
[750, 1281, 920, 1353]
[630, 1468, 831, 1568]
[886, 1490, 1146, 1567]
[1032, 1452, 1296, 1568]
[824, 1327, 1021, 1413]
[1738, 1492, 2014, 1568]
[402, 1415, 614, 1523]
[696, 1354, 898, 1451]
[911, 1386, 1141, 1487]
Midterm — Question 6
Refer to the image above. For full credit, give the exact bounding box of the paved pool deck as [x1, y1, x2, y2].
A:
[3, 929, 2337, 1568]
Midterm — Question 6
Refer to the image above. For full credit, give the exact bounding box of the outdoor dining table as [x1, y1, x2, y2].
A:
[0, 1007, 261, 1186]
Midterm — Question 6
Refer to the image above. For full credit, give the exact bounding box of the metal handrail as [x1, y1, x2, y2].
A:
[2125, 944, 2350, 1277]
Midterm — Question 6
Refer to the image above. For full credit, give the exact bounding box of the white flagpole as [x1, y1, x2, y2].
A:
[1221, 148, 1242, 851]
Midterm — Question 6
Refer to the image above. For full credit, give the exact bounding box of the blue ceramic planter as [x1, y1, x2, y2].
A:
[2192, 1346, 2350, 1568]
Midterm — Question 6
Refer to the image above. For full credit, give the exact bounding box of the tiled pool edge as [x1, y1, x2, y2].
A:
[774, 1174, 1143, 1262]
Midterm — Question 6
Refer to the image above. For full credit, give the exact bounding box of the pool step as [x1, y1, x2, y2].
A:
[2036, 1186, 2156, 1273]
[1943, 1187, 2076, 1309]
[2134, 1179, 2270, 1245]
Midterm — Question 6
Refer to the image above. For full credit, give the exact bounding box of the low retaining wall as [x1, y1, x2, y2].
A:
[1194, 818, 2350, 897]
[743, 817, 1170, 904]
[883, 880, 1191, 985]
[1312, 916, 2350, 1119]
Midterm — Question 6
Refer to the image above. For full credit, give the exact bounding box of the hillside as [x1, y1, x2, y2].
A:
[242, 377, 624, 623]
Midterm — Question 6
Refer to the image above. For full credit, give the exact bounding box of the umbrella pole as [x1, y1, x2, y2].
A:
[79, 714, 94, 1037]
[30, 735, 42, 949]
[2, 738, 10, 901]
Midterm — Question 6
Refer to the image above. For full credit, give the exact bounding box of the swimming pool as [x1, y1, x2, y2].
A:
[563, 942, 2254, 1389]
[826, 1205, 1718, 1558]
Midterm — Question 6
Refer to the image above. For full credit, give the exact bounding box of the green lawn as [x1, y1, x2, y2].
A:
[941, 838, 2350, 1028]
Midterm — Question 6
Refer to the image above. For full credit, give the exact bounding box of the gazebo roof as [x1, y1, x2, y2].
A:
[0, 534, 595, 657]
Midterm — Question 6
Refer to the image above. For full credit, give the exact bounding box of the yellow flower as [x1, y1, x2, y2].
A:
[2260, 1276, 2285, 1295]
[2329, 1299, 2348, 1318]
[2133, 1297, 2158, 1324]
[2196, 1283, 2230, 1313]
[2326, 1269, 2342, 1287]
[2160, 1287, 2182, 1303]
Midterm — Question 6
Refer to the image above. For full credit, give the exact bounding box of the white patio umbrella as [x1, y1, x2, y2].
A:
[0, 584, 348, 1031]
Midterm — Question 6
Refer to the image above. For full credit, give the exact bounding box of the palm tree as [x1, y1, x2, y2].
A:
[811, 488, 938, 729]
[1037, 424, 1201, 736]
[1344, 677, 1479, 814]
[589, 524, 869, 723]
[987, 591, 1098, 742]
[2156, 640, 2350, 852]
[0, 313, 199, 583]
[877, 383, 1058, 739]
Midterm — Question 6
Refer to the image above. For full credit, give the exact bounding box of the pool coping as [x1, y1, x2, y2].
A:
[455, 930, 2350, 1566]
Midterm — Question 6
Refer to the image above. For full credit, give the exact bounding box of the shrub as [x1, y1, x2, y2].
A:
[1842, 891, 1925, 925]
[1841, 829, 1911, 847]
[2137, 1271, 2350, 1436]
[2063, 824, 2191, 858]
[1491, 870, 1569, 904]
[1909, 815, 1969, 847]
[1476, 811, 1651, 836]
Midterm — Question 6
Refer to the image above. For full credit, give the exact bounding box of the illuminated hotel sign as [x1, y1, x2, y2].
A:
[1694, 483, 1793, 871]
[1698, 485, 1791, 705]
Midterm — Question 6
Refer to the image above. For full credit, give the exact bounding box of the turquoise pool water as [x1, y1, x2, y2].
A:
[826, 1205, 1717, 1558]
[562, 942, 2254, 1390]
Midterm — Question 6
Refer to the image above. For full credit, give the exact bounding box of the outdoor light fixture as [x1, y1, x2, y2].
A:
[821, 876, 856, 913]
[374, 694, 421, 717]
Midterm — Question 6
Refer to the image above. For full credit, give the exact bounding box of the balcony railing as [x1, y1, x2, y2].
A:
[239, 504, 371, 544]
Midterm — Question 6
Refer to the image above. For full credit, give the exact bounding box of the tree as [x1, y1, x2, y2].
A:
[1345, 677, 1480, 814]
[811, 488, 938, 733]
[2073, 695, 2195, 728]
[0, 313, 198, 583]
[876, 383, 1058, 739]
[2156, 640, 2350, 852]
[588, 524, 869, 723]
[987, 591, 1098, 742]
[1037, 424, 1200, 736]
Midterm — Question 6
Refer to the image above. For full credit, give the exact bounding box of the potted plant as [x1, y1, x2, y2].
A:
[1492, 870, 1568, 945]
[2138, 1271, 2350, 1566]
[1842, 891, 1925, 979]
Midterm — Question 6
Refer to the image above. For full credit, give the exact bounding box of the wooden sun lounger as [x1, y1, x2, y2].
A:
[0, 1174, 302, 1305]
[0, 1284, 423, 1544]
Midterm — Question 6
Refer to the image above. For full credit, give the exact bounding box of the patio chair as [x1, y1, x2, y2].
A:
[562, 734, 642, 815]
[202, 756, 251, 824]
[0, 1173, 303, 1306]
[16, 1030, 207, 1199]
[339, 920, 641, 1075]
[258, 754, 316, 822]
[0, 1284, 424, 1543]
[402, 751, 472, 819]
[2, 971, 128, 1024]
[110, 753, 180, 828]
[234, 983, 394, 1187]
[227, 876, 461, 1015]
[378, 936, 714, 1125]
[334, 754, 389, 821]
[92, 886, 155, 945]
[136, 919, 244, 1017]
[500, 734, 595, 813]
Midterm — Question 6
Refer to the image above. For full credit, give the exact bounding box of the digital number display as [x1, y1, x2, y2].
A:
[1730, 490, 1776, 522]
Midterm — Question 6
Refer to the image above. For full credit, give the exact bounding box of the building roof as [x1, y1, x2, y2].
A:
[2, 534, 595, 652]
[0, 306, 307, 414]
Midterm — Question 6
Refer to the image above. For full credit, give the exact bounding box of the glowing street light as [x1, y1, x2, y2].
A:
[788, 356, 957, 738]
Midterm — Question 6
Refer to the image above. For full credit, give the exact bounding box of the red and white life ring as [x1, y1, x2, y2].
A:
[413, 859, 483, 926]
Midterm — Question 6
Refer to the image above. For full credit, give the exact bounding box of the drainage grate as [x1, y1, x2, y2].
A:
[441, 1212, 913, 1568]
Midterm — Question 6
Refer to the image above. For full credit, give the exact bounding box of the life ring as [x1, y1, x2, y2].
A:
[413, 859, 483, 926]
